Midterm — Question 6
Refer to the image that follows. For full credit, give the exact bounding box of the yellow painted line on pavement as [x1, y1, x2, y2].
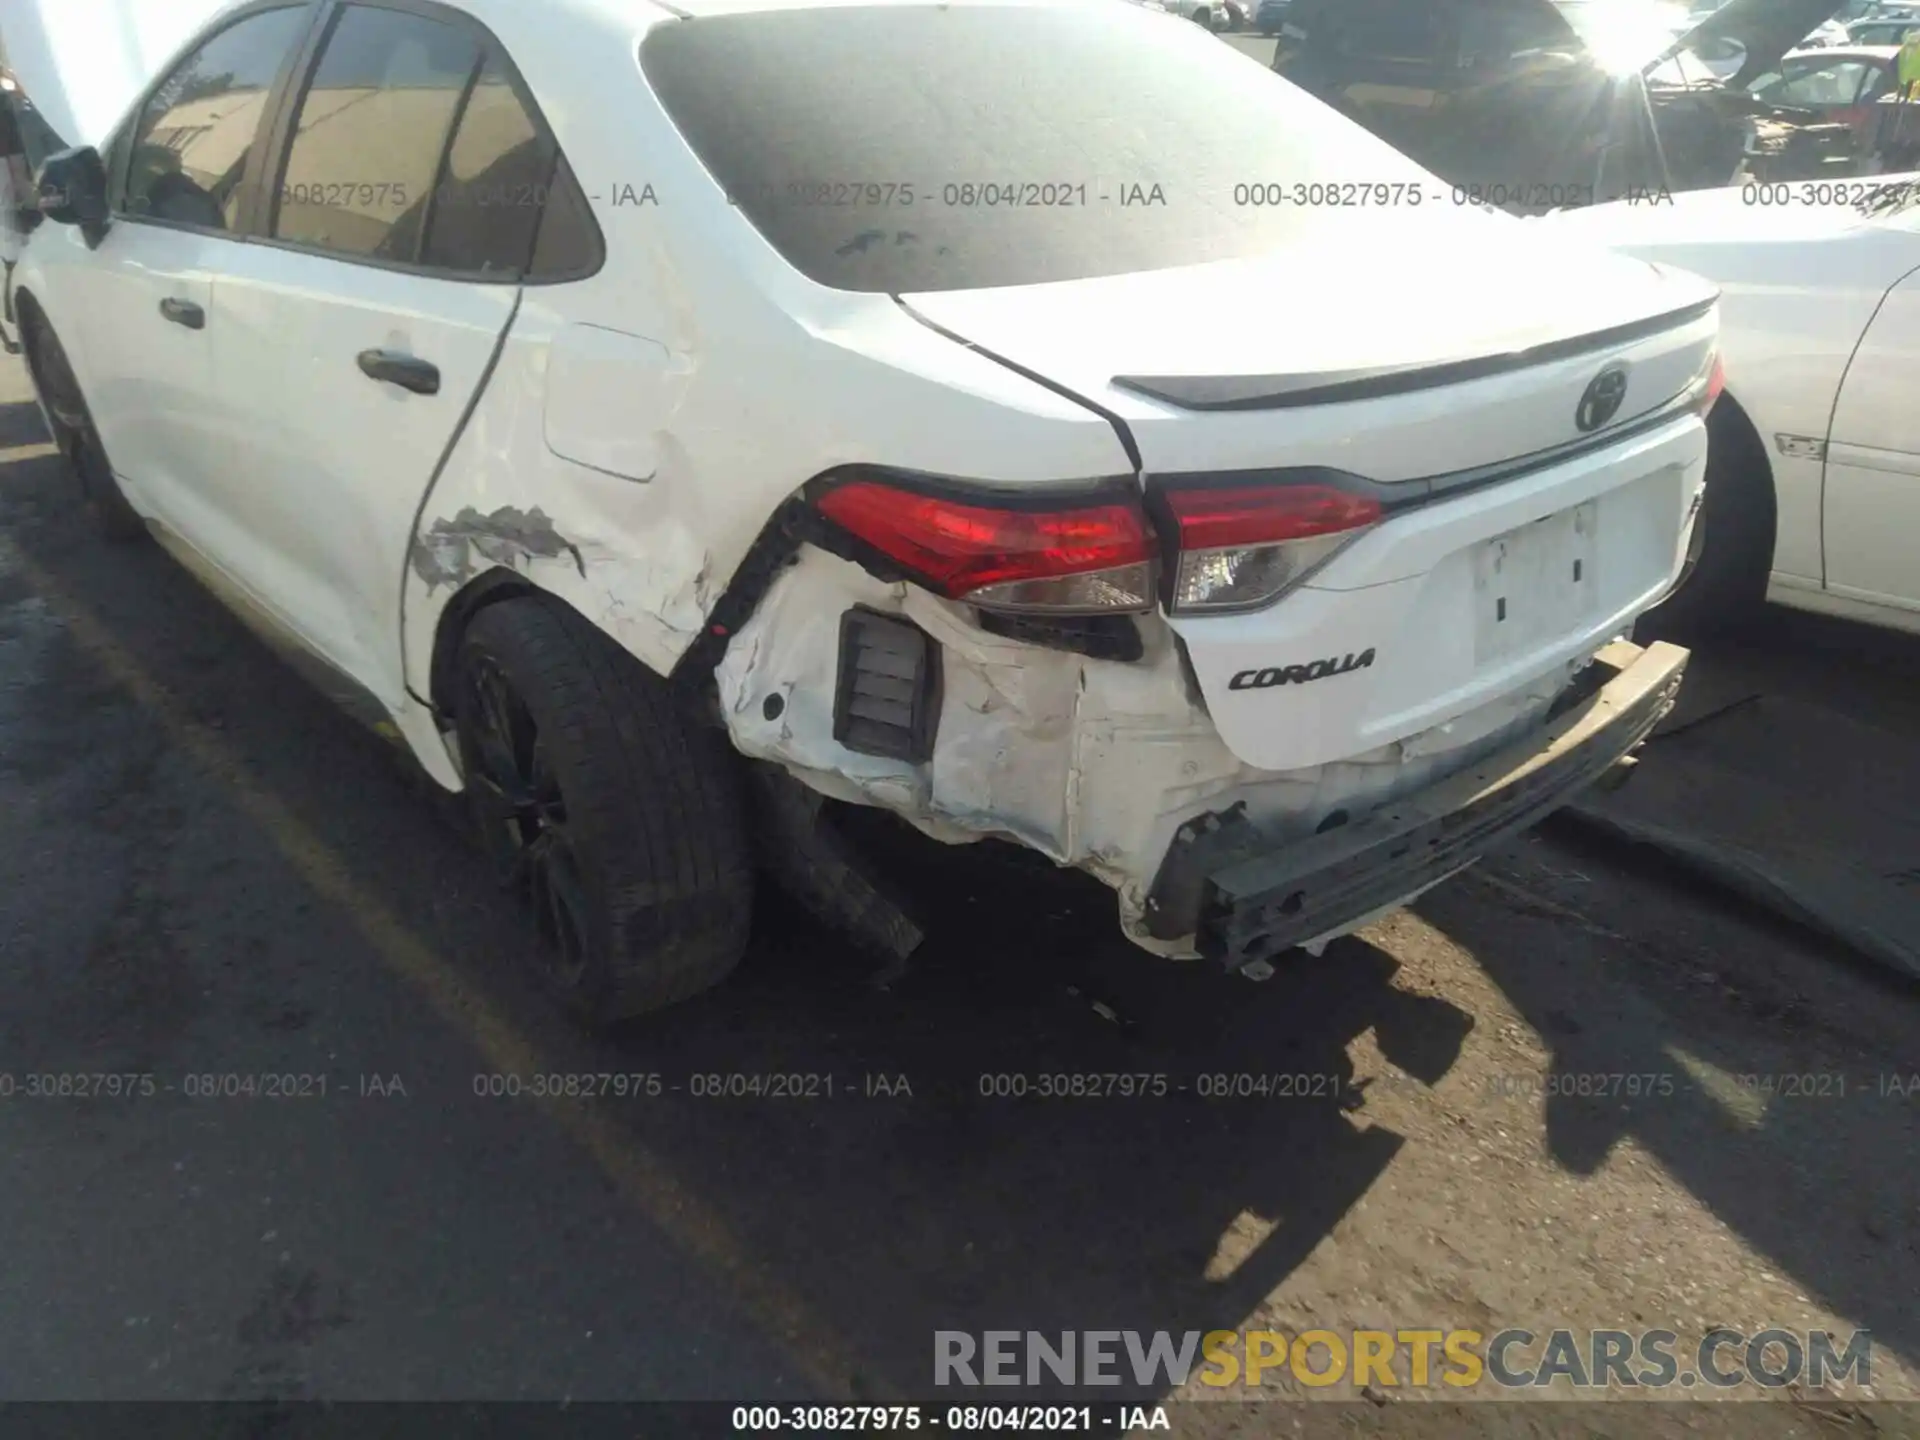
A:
[1, 534, 884, 1403]
[0, 441, 60, 465]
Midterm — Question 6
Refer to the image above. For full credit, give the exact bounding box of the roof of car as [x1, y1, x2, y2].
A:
[1782, 42, 1902, 56]
[642, 0, 1086, 14]
[208, 0, 1041, 39]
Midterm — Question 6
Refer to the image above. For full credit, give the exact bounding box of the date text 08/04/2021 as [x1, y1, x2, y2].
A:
[253, 176, 1682, 212]
[711, 180, 1666, 209]
[729, 1406, 1168, 1433]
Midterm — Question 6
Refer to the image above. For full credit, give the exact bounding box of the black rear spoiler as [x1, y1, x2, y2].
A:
[1111, 297, 1717, 413]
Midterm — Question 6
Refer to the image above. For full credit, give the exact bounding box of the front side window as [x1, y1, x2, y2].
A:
[122, 6, 309, 231]
[272, 4, 481, 260]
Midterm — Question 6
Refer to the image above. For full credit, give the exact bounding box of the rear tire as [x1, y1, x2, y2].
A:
[25, 316, 145, 542]
[1634, 399, 1776, 646]
[453, 595, 755, 1027]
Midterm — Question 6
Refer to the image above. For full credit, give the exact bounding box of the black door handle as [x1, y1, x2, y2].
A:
[356, 348, 440, 396]
[159, 297, 205, 329]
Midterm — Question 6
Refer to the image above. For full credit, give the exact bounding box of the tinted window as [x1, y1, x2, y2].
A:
[418, 50, 553, 273]
[1327, 0, 1449, 61]
[0, 82, 68, 172]
[1762, 57, 1871, 104]
[1456, 5, 1571, 65]
[640, 6, 1436, 293]
[528, 154, 602, 277]
[123, 6, 308, 230]
[274, 5, 480, 260]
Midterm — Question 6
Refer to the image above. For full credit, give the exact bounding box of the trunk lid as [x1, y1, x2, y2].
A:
[904, 214, 1719, 774]
[901, 209, 1715, 478]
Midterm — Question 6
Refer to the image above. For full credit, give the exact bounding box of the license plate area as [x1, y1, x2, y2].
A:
[1472, 500, 1599, 665]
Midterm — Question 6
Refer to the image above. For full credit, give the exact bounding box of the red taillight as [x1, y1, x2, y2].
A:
[1162, 485, 1383, 549]
[814, 477, 1158, 614]
[1160, 483, 1382, 615]
[1701, 351, 1726, 413]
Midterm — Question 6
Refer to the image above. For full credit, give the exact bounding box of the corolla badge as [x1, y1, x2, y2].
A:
[1229, 649, 1376, 690]
[1576, 362, 1630, 432]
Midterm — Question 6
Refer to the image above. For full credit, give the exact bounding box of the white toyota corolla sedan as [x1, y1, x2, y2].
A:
[13, 0, 1720, 1026]
[1542, 177, 1920, 639]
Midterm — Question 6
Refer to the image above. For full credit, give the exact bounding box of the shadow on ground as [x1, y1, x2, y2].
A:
[7, 384, 1915, 1401]
[1416, 600, 1920, 1375]
[0, 396, 1465, 1400]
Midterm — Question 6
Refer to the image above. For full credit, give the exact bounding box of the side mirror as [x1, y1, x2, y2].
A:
[36, 145, 110, 247]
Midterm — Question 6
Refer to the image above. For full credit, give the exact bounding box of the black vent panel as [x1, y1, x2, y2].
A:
[833, 608, 942, 762]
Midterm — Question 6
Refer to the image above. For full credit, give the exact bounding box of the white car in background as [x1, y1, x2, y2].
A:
[1802, 15, 1856, 42]
[1159, 0, 1227, 26]
[11, 0, 1716, 1026]
[1542, 177, 1920, 638]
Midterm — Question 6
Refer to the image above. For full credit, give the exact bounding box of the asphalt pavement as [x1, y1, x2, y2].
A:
[2, 352, 1919, 1428]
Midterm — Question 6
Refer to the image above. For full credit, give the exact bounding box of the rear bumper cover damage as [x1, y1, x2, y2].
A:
[1145, 638, 1688, 972]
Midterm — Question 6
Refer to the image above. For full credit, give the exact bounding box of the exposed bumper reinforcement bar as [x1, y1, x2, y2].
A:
[1146, 639, 1689, 972]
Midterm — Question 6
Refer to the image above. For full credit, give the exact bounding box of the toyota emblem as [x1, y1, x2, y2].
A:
[1576, 363, 1630, 432]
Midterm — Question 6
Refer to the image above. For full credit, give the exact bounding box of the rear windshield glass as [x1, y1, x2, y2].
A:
[639, 5, 1437, 293]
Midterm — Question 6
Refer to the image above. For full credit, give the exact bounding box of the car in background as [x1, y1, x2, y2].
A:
[1271, 0, 1857, 206]
[1683, 32, 1756, 78]
[1542, 177, 1920, 638]
[1847, 15, 1920, 40]
[1802, 15, 1856, 39]
[1136, 0, 1225, 27]
[0, 66, 68, 343]
[1748, 46, 1904, 141]
[1255, 0, 1291, 34]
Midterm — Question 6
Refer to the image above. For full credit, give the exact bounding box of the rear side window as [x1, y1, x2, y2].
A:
[415, 49, 604, 276]
[273, 4, 481, 259]
[269, 3, 600, 276]
[640, 5, 1436, 293]
[121, 5, 309, 231]
[527, 155, 602, 277]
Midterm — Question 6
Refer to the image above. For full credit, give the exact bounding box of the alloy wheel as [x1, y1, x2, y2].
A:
[460, 656, 591, 986]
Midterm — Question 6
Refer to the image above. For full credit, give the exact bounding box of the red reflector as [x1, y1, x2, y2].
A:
[1163, 484, 1383, 550]
[1704, 352, 1726, 410]
[815, 479, 1155, 598]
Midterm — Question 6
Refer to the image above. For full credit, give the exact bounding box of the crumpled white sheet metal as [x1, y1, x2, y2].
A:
[717, 548, 1575, 957]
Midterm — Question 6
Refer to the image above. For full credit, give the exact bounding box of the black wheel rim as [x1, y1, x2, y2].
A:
[70, 423, 113, 510]
[460, 657, 591, 987]
[34, 333, 110, 510]
[35, 334, 90, 434]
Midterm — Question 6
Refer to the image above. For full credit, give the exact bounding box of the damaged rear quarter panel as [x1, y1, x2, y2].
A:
[396, 145, 1131, 714]
[715, 548, 1574, 953]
